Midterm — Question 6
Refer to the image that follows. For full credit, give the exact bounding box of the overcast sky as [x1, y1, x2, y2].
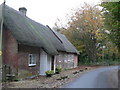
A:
[0, 0, 101, 28]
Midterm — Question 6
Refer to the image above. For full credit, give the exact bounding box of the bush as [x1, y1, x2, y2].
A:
[45, 70, 54, 77]
[56, 75, 68, 80]
[73, 71, 79, 74]
[60, 76, 68, 79]
[55, 66, 62, 74]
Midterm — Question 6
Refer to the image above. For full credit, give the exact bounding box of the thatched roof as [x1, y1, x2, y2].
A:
[0, 4, 79, 55]
[0, 4, 3, 27]
[54, 31, 79, 54]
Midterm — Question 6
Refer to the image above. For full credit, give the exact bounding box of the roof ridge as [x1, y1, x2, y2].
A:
[46, 25, 63, 44]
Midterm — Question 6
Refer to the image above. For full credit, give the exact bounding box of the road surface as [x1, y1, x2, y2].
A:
[63, 66, 119, 88]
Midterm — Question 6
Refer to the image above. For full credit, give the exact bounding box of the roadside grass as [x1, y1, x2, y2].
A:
[78, 59, 119, 66]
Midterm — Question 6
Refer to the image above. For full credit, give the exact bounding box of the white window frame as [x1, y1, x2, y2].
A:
[28, 54, 36, 66]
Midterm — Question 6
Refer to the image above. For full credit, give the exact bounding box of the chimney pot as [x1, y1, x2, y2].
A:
[19, 7, 27, 16]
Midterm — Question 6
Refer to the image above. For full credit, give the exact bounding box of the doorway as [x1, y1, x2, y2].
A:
[51, 56, 54, 70]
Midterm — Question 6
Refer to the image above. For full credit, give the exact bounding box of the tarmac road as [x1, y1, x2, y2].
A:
[63, 66, 119, 88]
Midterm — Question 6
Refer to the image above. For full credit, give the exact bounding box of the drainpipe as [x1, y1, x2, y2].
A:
[0, 1, 5, 82]
[0, 11, 3, 57]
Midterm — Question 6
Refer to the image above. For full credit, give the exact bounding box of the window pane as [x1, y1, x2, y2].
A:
[29, 54, 36, 65]
[29, 54, 32, 64]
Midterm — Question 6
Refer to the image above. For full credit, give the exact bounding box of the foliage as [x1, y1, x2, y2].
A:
[56, 75, 68, 80]
[80, 56, 119, 66]
[45, 70, 54, 77]
[100, 2, 120, 53]
[53, 3, 119, 65]
[60, 75, 68, 79]
[60, 3, 103, 62]
[55, 66, 62, 74]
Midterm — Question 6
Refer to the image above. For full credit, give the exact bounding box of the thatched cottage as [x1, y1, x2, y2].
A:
[0, 4, 79, 79]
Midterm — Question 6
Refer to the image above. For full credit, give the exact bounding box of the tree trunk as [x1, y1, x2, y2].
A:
[84, 33, 97, 62]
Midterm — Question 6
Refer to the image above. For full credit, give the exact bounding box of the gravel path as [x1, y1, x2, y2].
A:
[1, 65, 115, 88]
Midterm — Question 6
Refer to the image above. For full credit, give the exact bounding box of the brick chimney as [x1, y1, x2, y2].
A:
[19, 7, 27, 16]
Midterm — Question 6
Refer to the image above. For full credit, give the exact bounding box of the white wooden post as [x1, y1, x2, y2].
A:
[53, 56, 56, 73]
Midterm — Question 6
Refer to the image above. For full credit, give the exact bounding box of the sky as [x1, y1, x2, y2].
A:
[0, 0, 101, 28]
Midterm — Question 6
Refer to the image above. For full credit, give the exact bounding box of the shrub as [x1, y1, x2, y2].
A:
[73, 71, 79, 74]
[79, 69, 84, 72]
[55, 66, 62, 74]
[60, 76, 68, 79]
[45, 70, 54, 77]
[56, 75, 68, 80]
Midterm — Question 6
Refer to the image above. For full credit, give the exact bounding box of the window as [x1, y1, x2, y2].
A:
[28, 54, 36, 66]
[64, 54, 68, 63]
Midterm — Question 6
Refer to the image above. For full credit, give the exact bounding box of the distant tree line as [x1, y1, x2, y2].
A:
[53, 2, 119, 65]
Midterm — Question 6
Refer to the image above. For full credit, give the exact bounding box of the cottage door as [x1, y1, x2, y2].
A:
[39, 50, 47, 75]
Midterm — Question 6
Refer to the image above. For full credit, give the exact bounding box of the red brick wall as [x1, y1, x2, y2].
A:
[3, 29, 18, 69]
[18, 44, 40, 78]
[3, 28, 40, 79]
[56, 52, 78, 69]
